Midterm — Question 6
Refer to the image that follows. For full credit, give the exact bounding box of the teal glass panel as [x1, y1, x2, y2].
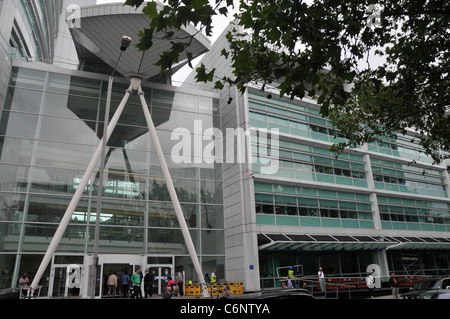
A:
[300, 217, 321, 227]
[359, 221, 374, 229]
[381, 221, 392, 229]
[335, 176, 353, 186]
[316, 174, 335, 183]
[337, 192, 355, 200]
[341, 220, 360, 228]
[297, 187, 317, 196]
[318, 189, 337, 198]
[255, 193, 274, 203]
[321, 218, 341, 228]
[374, 182, 385, 190]
[421, 224, 434, 231]
[254, 183, 273, 192]
[353, 179, 367, 188]
[355, 194, 370, 202]
[392, 222, 407, 230]
[310, 132, 329, 142]
[273, 184, 296, 194]
[276, 216, 299, 226]
[256, 215, 275, 225]
[406, 223, 421, 231]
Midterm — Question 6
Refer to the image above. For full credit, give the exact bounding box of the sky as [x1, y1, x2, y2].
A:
[96, 0, 238, 85]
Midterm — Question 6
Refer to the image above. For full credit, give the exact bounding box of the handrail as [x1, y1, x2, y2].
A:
[299, 278, 354, 299]
[204, 283, 233, 299]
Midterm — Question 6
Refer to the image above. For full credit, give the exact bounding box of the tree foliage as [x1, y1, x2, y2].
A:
[125, 0, 450, 165]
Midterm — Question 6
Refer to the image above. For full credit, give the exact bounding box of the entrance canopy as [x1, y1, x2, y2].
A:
[257, 233, 450, 253]
[70, 2, 210, 78]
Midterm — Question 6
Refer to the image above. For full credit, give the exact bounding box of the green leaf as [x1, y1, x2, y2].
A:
[214, 81, 224, 90]
[142, 1, 158, 19]
[124, 0, 145, 8]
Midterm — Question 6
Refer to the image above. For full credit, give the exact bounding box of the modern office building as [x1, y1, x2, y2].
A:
[0, 1, 224, 298]
[184, 22, 450, 290]
[0, 1, 449, 299]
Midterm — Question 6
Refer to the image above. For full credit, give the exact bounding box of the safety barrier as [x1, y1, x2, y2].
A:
[184, 282, 244, 296]
[185, 284, 201, 296]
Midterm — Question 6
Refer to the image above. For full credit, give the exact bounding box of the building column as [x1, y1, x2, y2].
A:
[361, 145, 382, 230]
[373, 250, 390, 284]
[222, 87, 260, 292]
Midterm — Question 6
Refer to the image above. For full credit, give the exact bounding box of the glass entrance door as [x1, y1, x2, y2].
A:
[49, 265, 82, 298]
[147, 265, 173, 295]
[51, 267, 67, 298]
[101, 263, 134, 298]
[97, 254, 144, 298]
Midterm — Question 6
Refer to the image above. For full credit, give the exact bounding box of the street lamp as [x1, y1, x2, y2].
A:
[90, 35, 132, 298]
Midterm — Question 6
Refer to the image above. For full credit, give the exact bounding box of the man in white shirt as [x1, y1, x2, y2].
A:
[366, 272, 375, 299]
[318, 267, 325, 292]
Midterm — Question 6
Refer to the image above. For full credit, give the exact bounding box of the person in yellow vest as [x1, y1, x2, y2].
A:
[211, 270, 217, 284]
[288, 267, 294, 279]
[288, 267, 295, 287]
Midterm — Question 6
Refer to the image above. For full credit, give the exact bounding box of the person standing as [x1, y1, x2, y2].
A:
[318, 267, 325, 292]
[167, 277, 177, 296]
[286, 276, 293, 288]
[18, 273, 30, 299]
[120, 271, 130, 298]
[211, 270, 217, 284]
[389, 273, 399, 299]
[175, 271, 184, 296]
[143, 269, 153, 298]
[107, 271, 118, 298]
[288, 267, 295, 287]
[366, 272, 375, 299]
[131, 268, 142, 299]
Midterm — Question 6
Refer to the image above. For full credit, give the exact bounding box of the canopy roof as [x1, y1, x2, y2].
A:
[258, 233, 450, 252]
[70, 2, 210, 78]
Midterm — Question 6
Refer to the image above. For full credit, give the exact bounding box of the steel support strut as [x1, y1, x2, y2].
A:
[30, 75, 208, 297]
[29, 83, 133, 295]
[133, 75, 208, 297]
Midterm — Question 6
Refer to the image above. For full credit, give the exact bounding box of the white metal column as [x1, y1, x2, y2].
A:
[31, 75, 209, 297]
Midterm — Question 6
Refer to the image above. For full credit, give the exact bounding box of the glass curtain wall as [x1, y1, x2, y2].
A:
[0, 67, 223, 290]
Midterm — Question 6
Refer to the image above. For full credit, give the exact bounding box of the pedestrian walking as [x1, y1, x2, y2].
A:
[389, 273, 399, 299]
[107, 271, 118, 298]
[131, 268, 142, 299]
[120, 271, 130, 297]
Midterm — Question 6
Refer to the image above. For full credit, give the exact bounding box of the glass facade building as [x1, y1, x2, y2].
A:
[183, 20, 450, 292]
[0, 65, 223, 297]
[247, 87, 450, 288]
[1, 1, 449, 298]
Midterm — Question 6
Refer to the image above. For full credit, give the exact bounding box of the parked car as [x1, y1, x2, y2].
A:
[401, 276, 450, 299]
[232, 288, 315, 299]
[417, 289, 450, 299]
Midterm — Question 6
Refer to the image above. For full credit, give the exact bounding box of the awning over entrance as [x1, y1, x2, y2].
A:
[257, 233, 450, 253]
